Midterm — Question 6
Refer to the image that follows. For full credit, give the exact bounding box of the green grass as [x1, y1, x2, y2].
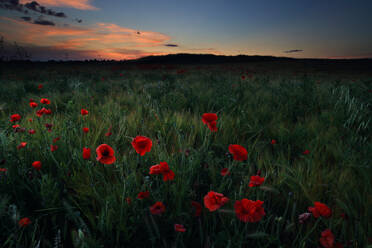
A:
[0, 63, 371, 247]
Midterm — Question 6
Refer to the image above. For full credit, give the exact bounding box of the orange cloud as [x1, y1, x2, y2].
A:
[19, 0, 98, 10]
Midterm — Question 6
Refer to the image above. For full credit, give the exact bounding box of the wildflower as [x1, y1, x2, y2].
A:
[174, 224, 186, 232]
[29, 102, 38, 108]
[248, 175, 265, 187]
[201, 113, 218, 132]
[126, 197, 132, 205]
[137, 191, 150, 199]
[308, 202, 332, 218]
[32, 161, 42, 171]
[18, 217, 31, 227]
[191, 201, 202, 217]
[82, 147, 91, 160]
[81, 109, 88, 116]
[131, 136, 152, 156]
[228, 144, 248, 161]
[298, 212, 312, 224]
[220, 168, 230, 176]
[17, 142, 27, 150]
[149, 161, 175, 182]
[271, 139, 277, 145]
[150, 201, 165, 215]
[96, 144, 116, 164]
[83, 127, 89, 133]
[234, 199, 265, 223]
[12, 124, 20, 129]
[10, 114, 21, 122]
[29, 129, 36, 135]
[0, 168, 7, 173]
[38, 84, 43, 90]
[203, 191, 229, 212]
[50, 145, 58, 152]
[319, 229, 335, 248]
[303, 149, 310, 155]
[40, 98, 50, 104]
[52, 137, 60, 143]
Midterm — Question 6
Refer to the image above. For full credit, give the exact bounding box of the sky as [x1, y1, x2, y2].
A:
[0, 0, 371, 60]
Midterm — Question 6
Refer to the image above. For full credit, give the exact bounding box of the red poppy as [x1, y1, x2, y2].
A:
[149, 161, 175, 181]
[126, 197, 132, 205]
[0, 168, 8, 173]
[96, 144, 116, 164]
[150, 201, 165, 215]
[28, 129, 35, 135]
[83, 127, 89, 133]
[28, 118, 33, 122]
[271, 139, 277, 145]
[248, 175, 265, 187]
[10, 114, 21, 122]
[36, 108, 51, 117]
[17, 142, 27, 150]
[52, 137, 60, 143]
[191, 201, 202, 217]
[203, 191, 229, 212]
[201, 113, 218, 132]
[220, 168, 230, 176]
[50, 145, 58, 152]
[38, 84, 43, 90]
[137, 191, 150, 199]
[174, 224, 186, 232]
[105, 131, 112, 137]
[83, 147, 91, 160]
[29, 102, 38, 108]
[45, 123, 53, 132]
[303, 149, 310, 155]
[32, 161, 42, 171]
[81, 109, 88, 116]
[319, 229, 335, 248]
[40, 98, 50, 104]
[12, 124, 20, 129]
[18, 217, 31, 227]
[228, 144, 248, 161]
[234, 199, 265, 223]
[308, 202, 332, 218]
[241, 75, 246, 80]
[131, 136, 152, 156]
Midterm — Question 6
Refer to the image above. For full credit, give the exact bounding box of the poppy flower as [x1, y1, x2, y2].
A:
[203, 191, 229, 212]
[81, 109, 88, 116]
[228, 144, 248, 161]
[308, 202, 332, 218]
[174, 224, 186, 232]
[17, 142, 27, 150]
[150, 201, 165, 215]
[0, 168, 8, 173]
[234, 199, 265, 223]
[131, 136, 152, 156]
[40, 98, 50, 104]
[248, 175, 265, 187]
[12, 124, 20, 129]
[137, 191, 150, 199]
[45, 123, 53, 131]
[303, 149, 310, 155]
[271, 139, 277, 145]
[319, 229, 335, 248]
[36, 108, 51, 117]
[28, 118, 33, 122]
[18, 217, 31, 227]
[191, 201, 202, 217]
[220, 168, 230, 176]
[149, 162, 175, 181]
[201, 113, 218, 132]
[241, 75, 246, 80]
[38, 84, 43, 90]
[32, 161, 42, 171]
[82, 147, 91, 160]
[126, 197, 132, 205]
[28, 129, 35, 135]
[83, 127, 89, 133]
[29, 102, 38, 108]
[50, 145, 58, 152]
[10, 114, 21, 122]
[96, 144, 116, 164]
[52, 137, 60, 143]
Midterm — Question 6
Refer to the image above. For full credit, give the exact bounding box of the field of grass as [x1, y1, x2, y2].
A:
[0, 62, 371, 247]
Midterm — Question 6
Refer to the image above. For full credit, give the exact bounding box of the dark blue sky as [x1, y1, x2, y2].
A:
[1, 0, 371, 60]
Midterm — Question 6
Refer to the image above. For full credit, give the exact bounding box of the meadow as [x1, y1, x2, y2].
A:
[0, 60, 371, 247]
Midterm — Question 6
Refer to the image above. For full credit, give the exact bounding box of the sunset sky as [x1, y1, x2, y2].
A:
[0, 0, 371, 60]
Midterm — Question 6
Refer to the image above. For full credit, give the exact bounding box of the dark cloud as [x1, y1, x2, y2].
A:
[0, 0, 67, 18]
[33, 18, 55, 26]
[164, 44, 178, 47]
[284, 49, 303, 53]
[21, 16, 31, 21]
